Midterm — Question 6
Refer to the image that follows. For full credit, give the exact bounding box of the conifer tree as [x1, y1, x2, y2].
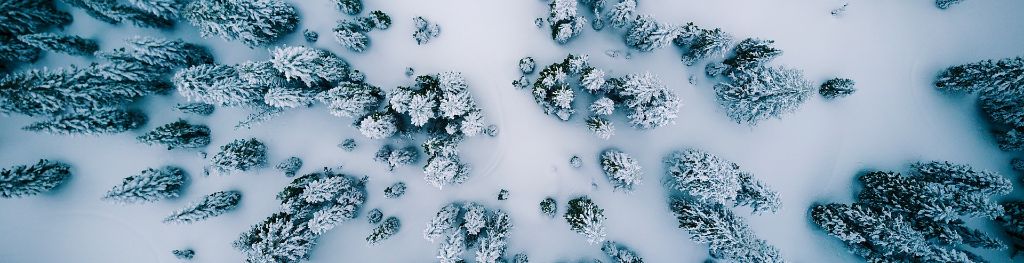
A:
[234, 212, 315, 263]
[137, 120, 211, 150]
[682, 28, 733, 66]
[332, 0, 362, 15]
[607, 72, 682, 129]
[367, 208, 383, 224]
[357, 112, 398, 139]
[723, 38, 782, 76]
[111, 36, 214, 73]
[412, 16, 441, 45]
[625, 15, 680, 52]
[384, 182, 406, 199]
[579, 0, 606, 30]
[541, 197, 558, 217]
[998, 201, 1024, 255]
[270, 46, 350, 87]
[424, 203, 461, 242]
[389, 72, 487, 136]
[422, 135, 471, 189]
[164, 190, 242, 224]
[183, 0, 299, 47]
[591, 97, 615, 115]
[0, 159, 71, 198]
[600, 149, 642, 191]
[532, 54, 588, 121]
[548, 0, 586, 44]
[664, 149, 780, 214]
[519, 57, 536, 74]
[127, 0, 182, 20]
[276, 157, 303, 177]
[607, 0, 636, 29]
[175, 103, 214, 116]
[935, 57, 1024, 150]
[174, 64, 264, 106]
[367, 216, 401, 245]
[0, 0, 71, 68]
[936, 0, 965, 9]
[671, 198, 783, 262]
[103, 166, 186, 204]
[476, 210, 513, 263]
[332, 11, 391, 52]
[819, 78, 856, 100]
[564, 196, 607, 244]
[581, 67, 608, 94]
[23, 109, 147, 135]
[714, 66, 813, 125]
[209, 138, 268, 175]
[375, 145, 419, 171]
[318, 82, 383, 118]
[601, 241, 644, 263]
[587, 116, 616, 140]
[438, 231, 466, 263]
[17, 33, 99, 56]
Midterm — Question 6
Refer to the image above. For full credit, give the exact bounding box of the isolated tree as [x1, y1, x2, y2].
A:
[519, 57, 536, 74]
[171, 248, 195, 260]
[682, 28, 733, 66]
[164, 190, 242, 224]
[275, 157, 303, 177]
[103, 166, 186, 204]
[564, 196, 607, 244]
[183, 0, 299, 47]
[819, 78, 856, 100]
[271, 46, 350, 87]
[412, 16, 441, 45]
[234, 212, 315, 263]
[714, 66, 813, 125]
[366, 208, 383, 224]
[570, 155, 584, 168]
[723, 38, 783, 76]
[625, 15, 680, 52]
[602, 241, 644, 263]
[23, 109, 147, 135]
[318, 82, 383, 118]
[357, 112, 398, 139]
[607, 72, 682, 129]
[541, 197, 558, 217]
[384, 182, 406, 199]
[367, 216, 401, 245]
[587, 116, 616, 140]
[936, 0, 965, 9]
[607, 0, 636, 29]
[424, 203, 461, 242]
[600, 149, 642, 192]
[548, 0, 586, 44]
[0, 159, 71, 198]
[332, 0, 362, 15]
[209, 138, 268, 175]
[17, 33, 98, 56]
[671, 198, 783, 262]
[137, 120, 211, 150]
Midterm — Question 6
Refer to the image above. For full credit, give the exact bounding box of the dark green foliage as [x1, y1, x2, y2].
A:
[17, 33, 99, 56]
[302, 29, 319, 43]
[0, 159, 71, 198]
[23, 109, 146, 135]
[103, 166, 187, 204]
[564, 196, 607, 244]
[137, 120, 211, 150]
[498, 189, 510, 200]
[999, 201, 1024, 257]
[723, 38, 782, 75]
[819, 78, 856, 100]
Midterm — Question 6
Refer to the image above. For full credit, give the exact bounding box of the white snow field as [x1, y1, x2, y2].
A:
[3, 0, 1024, 262]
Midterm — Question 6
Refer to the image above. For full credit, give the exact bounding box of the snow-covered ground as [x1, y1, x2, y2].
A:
[2, 0, 1024, 262]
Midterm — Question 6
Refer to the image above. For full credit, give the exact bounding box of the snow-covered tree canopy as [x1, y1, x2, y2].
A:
[184, 0, 299, 47]
[103, 166, 187, 204]
[0, 159, 71, 199]
[935, 56, 1024, 151]
[664, 149, 781, 214]
[423, 201, 515, 263]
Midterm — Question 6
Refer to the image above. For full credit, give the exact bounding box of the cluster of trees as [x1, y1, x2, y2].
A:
[0, 0, 72, 71]
[708, 38, 815, 125]
[935, 56, 1024, 150]
[333, 10, 392, 52]
[664, 149, 782, 262]
[2, 36, 212, 135]
[811, 161, 1012, 262]
[423, 202, 516, 263]
[0, 159, 71, 198]
[236, 168, 367, 262]
[413, 16, 441, 45]
[184, 0, 299, 47]
[374, 144, 418, 171]
[522, 54, 681, 139]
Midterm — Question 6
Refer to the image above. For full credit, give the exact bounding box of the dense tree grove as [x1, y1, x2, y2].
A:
[811, 161, 1012, 262]
[935, 56, 1024, 150]
[0, 159, 71, 198]
[547, 0, 586, 44]
[423, 202, 515, 263]
[237, 168, 366, 262]
[103, 166, 187, 204]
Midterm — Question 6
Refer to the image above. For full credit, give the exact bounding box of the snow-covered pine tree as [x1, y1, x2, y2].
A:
[367, 208, 383, 224]
[463, 202, 488, 237]
[579, 0, 606, 30]
[384, 182, 406, 199]
[476, 210, 513, 263]
[137, 120, 211, 150]
[935, 57, 1022, 94]
[600, 149, 642, 191]
[375, 145, 419, 171]
[271, 46, 350, 87]
[183, 0, 299, 47]
[318, 81, 383, 118]
[936, 0, 965, 9]
[0, 159, 71, 198]
[164, 190, 242, 224]
[722, 38, 782, 77]
[520, 57, 536, 74]
[174, 64, 264, 106]
[366, 10, 392, 30]
[859, 161, 1011, 222]
[104, 36, 214, 74]
[422, 135, 471, 189]
[103, 166, 186, 204]
[999, 201, 1024, 254]
[23, 108, 147, 135]
[625, 15, 680, 53]
[171, 248, 195, 260]
[234, 212, 315, 263]
[591, 97, 615, 115]
[607, 0, 636, 29]
[424, 203, 461, 242]
[671, 198, 783, 262]
[548, 0, 586, 44]
[127, 0, 182, 20]
[682, 28, 733, 66]
[357, 112, 398, 139]
[714, 66, 813, 125]
[332, 0, 362, 15]
[564, 196, 607, 244]
[0, 0, 71, 38]
[176, 103, 215, 115]
[664, 149, 742, 204]
[587, 116, 616, 140]
[17, 33, 98, 56]
[819, 78, 856, 100]
[581, 67, 607, 94]
[412, 16, 441, 45]
[366, 216, 401, 245]
[437, 231, 466, 263]
[601, 241, 644, 263]
[388, 72, 486, 136]
[531, 54, 588, 121]
[276, 157, 303, 177]
[570, 155, 584, 168]
[332, 11, 391, 52]
[209, 138, 268, 175]
[734, 172, 781, 215]
[607, 72, 682, 129]
[264, 86, 317, 108]
[338, 138, 357, 151]
[541, 197, 558, 217]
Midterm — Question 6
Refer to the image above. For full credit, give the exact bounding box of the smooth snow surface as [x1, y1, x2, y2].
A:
[3, 0, 1024, 262]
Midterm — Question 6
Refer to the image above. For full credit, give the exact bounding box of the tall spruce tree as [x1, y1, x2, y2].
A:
[935, 57, 1024, 150]
[103, 166, 187, 204]
[164, 190, 242, 224]
[0, 159, 71, 198]
[17, 33, 99, 56]
[183, 0, 299, 47]
[624, 15, 680, 52]
[366, 216, 401, 245]
[23, 108, 147, 135]
[548, 0, 586, 44]
[664, 149, 780, 214]
[606, 72, 682, 129]
[670, 198, 783, 262]
[564, 196, 607, 244]
[713, 66, 813, 125]
[209, 138, 268, 175]
[600, 149, 643, 192]
[137, 120, 211, 150]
